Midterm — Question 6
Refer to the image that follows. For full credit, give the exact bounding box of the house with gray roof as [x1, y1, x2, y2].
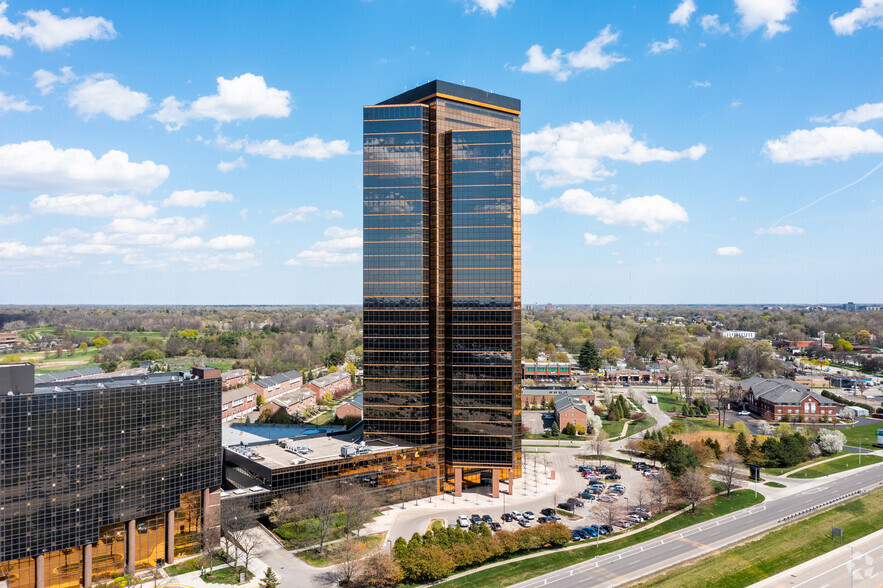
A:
[553, 394, 588, 431]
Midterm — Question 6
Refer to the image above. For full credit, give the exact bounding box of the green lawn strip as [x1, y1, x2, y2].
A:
[35, 362, 98, 374]
[576, 455, 634, 466]
[762, 450, 849, 476]
[523, 444, 581, 448]
[524, 449, 550, 454]
[297, 532, 385, 567]
[787, 454, 883, 479]
[602, 419, 627, 437]
[633, 489, 883, 588]
[613, 416, 658, 441]
[841, 423, 883, 448]
[201, 566, 254, 584]
[764, 482, 786, 488]
[433, 490, 764, 588]
[308, 410, 335, 425]
[70, 328, 166, 339]
[524, 433, 583, 442]
[651, 392, 684, 413]
[166, 554, 228, 576]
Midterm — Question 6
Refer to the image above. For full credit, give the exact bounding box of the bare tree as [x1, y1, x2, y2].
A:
[598, 499, 622, 528]
[220, 500, 257, 566]
[648, 470, 673, 511]
[634, 480, 650, 510]
[681, 359, 699, 403]
[712, 376, 729, 427]
[678, 467, 712, 514]
[356, 553, 403, 588]
[715, 452, 743, 498]
[302, 483, 341, 553]
[336, 536, 363, 585]
[200, 525, 218, 575]
[339, 485, 376, 537]
[590, 431, 610, 466]
[237, 530, 261, 574]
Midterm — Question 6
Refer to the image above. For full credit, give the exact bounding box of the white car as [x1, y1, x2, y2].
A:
[457, 515, 470, 528]
[738, 410, 750, 416]
[511, 510, 523, 519]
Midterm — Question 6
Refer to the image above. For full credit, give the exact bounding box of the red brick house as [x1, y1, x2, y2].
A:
[221, 368, 250, 390]
[335, 390, 363, 422]
[740, 376, 840, 422]
[553, 394, 588, 431]
[307, 370, 352, 402]
[263, 387, 316, 420]
[223, 368, 302, 421]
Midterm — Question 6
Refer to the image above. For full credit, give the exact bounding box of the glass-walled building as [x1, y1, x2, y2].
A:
[363, 81, 522, 494]
[0, 363, 221, 588]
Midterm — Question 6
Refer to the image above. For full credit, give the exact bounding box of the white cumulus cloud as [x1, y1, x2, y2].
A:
[33, 66, 75, 94]
[756, 225, 804, 235]
[548, 189, 689, 232]
[649, 38, 680, 54]
[68, 76, 150, 121]
[161, 190, 234, 208]
[830, 0, 883, 35]
[670, 0, 696, 25]
[0, 44, 10, 57]
[271, 206, 344, 224]
[716, 246, 743, 256]
[701, 14, 731, 33]
[519, 26, 626, 81]
[217, 157, 246, 173]
[0, 91, 39, 113]
[815, 101, 883, 126]
[523, 119, 707, 187]
[285, 227, 362, 267]
[734, 0, 797, 38]
[245, 137, 351, 160]
[0, 212, 25, 225]
[31, 193, 157, 218]
[154, 73, 291, 130]
[0, 2, 116, 50]
[206, 234, 255, 250]
[467, 0, 512, 16]
[0, 141, 169, 194]
[583, 233, 618, 246]
[763, 126, 883, 164]
[521, 197, 543, 215]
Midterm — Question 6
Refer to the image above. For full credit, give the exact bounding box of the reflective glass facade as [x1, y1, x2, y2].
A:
[364, 81, 521, 488]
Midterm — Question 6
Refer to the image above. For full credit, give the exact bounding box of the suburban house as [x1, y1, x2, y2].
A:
[335, 390, 363, 422]
[553, 394, 588, 431]
[262, 387, 317, 420]
[223, 368, 303, 421]
[740, 376, 840, 422]
[306, 370, 352, 401]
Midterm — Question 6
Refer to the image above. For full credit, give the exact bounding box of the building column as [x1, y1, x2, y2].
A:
[165, 509, 176, 565]
[454, 467, 462, 497]
[508, 468, 515, 495]
[202, 487, 221, 549]
[491, 469, 500, 499]
[83, 543, 93, 587]
[34, 554, 44, 588]
[126, 519, 136, 572]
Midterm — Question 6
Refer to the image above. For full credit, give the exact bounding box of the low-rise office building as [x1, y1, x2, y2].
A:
[522, 362, 572, 382]
[553, 395, 588, 431]
[0, 362, 222, 588]
[740, 376, 840, 422]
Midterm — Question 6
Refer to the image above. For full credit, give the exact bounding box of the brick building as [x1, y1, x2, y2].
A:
[221, 368, 250, 390]
[522, 362, 572, 382]
[553, 394, 588, 431]
[522, 387, 595, 409]
[263, 387, 316, 420]
[306, 370, 352, 401]
[740, 376, 840, 422]
[335, 390, 364, 421]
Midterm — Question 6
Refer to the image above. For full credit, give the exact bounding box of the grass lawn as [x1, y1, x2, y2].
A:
[787, 454, 883, 479]
[298, 532, 385, 567]
[523, 443, 581, 448]
[618, 416, 657, 440]
[35, 362, 99, 374]
[602, 420, 628, 437]
[555, 509, 581, 520]
[70, 328, 166, 340]
[524, 433, 583, 442]
[652, 392, 684, 413]
[524, 449, 550, 454]
[433, 490, 765, 588]
[308, 410, 335, 426]
[201, 566, 253, 584]
[166, 554, 228, 576]
[678, 417, 732, 433]
[841, 423, 883, 448]
[762, 450, 849, 476]
[633, 489, 883, 588]
[764, 481, 786, 488]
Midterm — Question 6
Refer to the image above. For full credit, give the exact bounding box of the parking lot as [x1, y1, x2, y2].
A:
[439, 454, 664, 541]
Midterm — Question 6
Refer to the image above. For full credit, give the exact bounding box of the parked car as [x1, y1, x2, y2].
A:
[600, 524, 613, 534]
[540, 508, 556, 517]
[524, 511, 536, 520]
[628, 514, 644, 523]
[738, 410, 750, 416]
[482, 514, 493, 524]
[549, 513, 562, 521]
[511, 510, 523, 519]
[611, 484, 626, 491]
[567, 497, 585, 508]
[598, 495, 615, 502]
[633, 462, 647, 470]
[589, 524, 608, 536]
[617, 520, 633, 528]
[605, 474, 622, 480]
[558, 502, 575, 511]
[490, 522, 502, 531]
[537, 516, 550, 524]
[572, 531, 583, 541]
[578, 491, 597, 500]
[457, 516, 470, 528]
[519, 518, 533, 527]
[635, 507, 651, 515]
[501, 512, 514, 522]
[581, 527, 598, 538]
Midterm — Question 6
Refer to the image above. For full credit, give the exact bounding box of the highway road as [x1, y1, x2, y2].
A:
[511, 461, 883, 588]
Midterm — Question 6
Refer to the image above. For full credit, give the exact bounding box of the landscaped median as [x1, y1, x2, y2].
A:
[631, 488, 883, 587]
[430, 490, 764, 588]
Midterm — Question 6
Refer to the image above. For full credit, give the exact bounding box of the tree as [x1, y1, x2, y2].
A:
[1, 355, 22, 363]
[756, 421, 775, 436]
[588, 414, 602, 435]
[834, 338, 853, 352]
[92, 336, 110, 348]
[715, 452, 743, 498]
[666, 442, 700, 478]
[220, 500, 257, 567]
[357, 553, 402, 588]
[139, 349, 164, 361]
[590, 431, 610, 465]
[601, 346, 623, 364]
[303, 483, 341, 553]
[817, 428, 845, 454]
[679, 467, 712, 513]
[598, 499, 622, 528]
[680, 359, 699, 403]
[563, 422, 577, 436]
[336, 537, 364, 585]
[712, 378, 729, 427]
[328, 365, 340, 373]
[649, 470, 674, 509]
[258, 568, 280, 588]
[550, 422, 560, 437]
[578, 340, 601, 371]
[856, 329, 872, 345]
[840, 406, 856, 420]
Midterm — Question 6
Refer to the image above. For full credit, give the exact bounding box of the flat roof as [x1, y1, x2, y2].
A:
[377, 80, 520, 114]
[32, 370, 216, 394]
[227, 436, 410, 470]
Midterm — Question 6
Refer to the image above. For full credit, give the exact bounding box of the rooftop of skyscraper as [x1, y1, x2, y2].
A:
[377, 79, 521, 113]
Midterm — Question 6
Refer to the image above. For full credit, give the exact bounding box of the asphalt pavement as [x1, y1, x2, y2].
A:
[510, 460, 883, 588]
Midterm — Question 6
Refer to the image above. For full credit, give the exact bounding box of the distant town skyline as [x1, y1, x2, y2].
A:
[0, 1, 881, 304]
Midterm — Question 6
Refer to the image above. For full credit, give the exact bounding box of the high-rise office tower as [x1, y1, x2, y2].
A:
[363, 80, 521, 494]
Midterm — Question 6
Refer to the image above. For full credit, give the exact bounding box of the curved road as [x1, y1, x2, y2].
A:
[512, 461, 883, 588]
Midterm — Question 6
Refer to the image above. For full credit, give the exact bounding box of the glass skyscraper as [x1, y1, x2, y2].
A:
[363, 80, 521, 493]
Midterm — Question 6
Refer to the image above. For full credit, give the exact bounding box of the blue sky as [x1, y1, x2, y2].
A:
[0, 0, 882, 305]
